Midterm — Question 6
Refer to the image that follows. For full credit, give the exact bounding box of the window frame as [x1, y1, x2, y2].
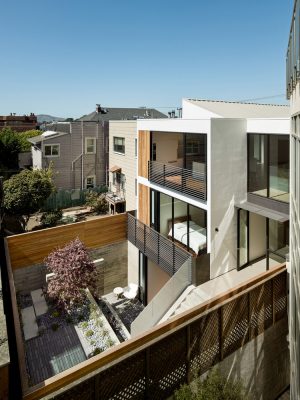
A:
[113, 137, 125, 155]
[85, 137, 96, 154]
[85, 175, 96, 189]
[44, 143, 60, 157]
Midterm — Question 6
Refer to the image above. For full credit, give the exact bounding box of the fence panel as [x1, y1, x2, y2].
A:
[42, 186, 107, 211]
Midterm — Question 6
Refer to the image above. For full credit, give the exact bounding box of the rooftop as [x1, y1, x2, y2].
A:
[185, 98, 290, 118]
[77, 106, 167, 122]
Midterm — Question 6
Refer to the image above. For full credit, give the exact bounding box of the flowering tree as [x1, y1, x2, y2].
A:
[45, 238, 97, 309]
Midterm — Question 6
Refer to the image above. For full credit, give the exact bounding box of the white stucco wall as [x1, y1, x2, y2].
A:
[127, 241, 139, 285]
[32, 146, 42, 169]
[209, 119, 247, 279]
[181, 98, 220, 119]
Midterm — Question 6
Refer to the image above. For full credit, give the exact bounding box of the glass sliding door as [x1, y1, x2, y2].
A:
[248, 134, 268, 197]
[268, 220, 289, 265]
[238, 209, 249, 270]
[269, 135, 289, 202]
[159, 193, 173, 237]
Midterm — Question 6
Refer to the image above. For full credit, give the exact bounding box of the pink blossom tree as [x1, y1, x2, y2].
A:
[45, 238, 96, 309]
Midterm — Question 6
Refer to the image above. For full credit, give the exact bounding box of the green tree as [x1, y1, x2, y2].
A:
[3, 167, 55, 230]
[174, 368, 250, 400]
[85, 192, 108, 214]
[0, 128, 22, 170]
[18, 129, 41, 152]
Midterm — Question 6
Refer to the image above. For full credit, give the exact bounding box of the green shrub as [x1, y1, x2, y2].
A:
[51, 323, 59, 331]
[81, 321, 88, 329]
[51, 310, 60, 318]
[106, 337, 115, 347]
[174, 368, 249, 400]
[85, 192, 108, 214]
[41, 210, 63, 228]
[85, 330, 94, 338]
[66, 315, 73, 324]
[92, 347, 102, 356]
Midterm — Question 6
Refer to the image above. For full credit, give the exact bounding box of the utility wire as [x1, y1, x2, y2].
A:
[238, 94, 286, 103]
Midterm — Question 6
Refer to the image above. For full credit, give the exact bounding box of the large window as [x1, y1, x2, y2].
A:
[248, 134, 289, 203]
[113, 137, 125, 154]
[44, 144, 60, 157]
[151, 189, 207, 254]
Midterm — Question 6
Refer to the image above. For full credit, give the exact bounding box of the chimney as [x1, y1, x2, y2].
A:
[96, 104, 101, 114]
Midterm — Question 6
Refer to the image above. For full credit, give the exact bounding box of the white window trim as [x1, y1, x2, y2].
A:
[113, 136, 125, 155]
[85, 175, 96, 189]
[85, 137, 96, 154]
[44, 143, 60, 157]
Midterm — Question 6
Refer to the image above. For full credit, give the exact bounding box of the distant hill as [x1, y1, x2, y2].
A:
[37, 114, 65, 123]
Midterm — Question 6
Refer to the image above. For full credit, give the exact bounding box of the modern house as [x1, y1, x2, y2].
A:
[29, 105, 166, 190]
[124, 99, 290, 331]
[286, 1, 300, 398]
[0, 113, 38, 132]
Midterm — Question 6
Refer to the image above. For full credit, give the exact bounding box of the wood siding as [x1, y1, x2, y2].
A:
[6, 214, 127, 270]
[138, 130, 150, 179]
[138, 184, 150, 225]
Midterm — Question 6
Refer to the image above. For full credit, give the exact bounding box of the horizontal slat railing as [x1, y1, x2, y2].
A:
[148, 161, 206, 202]
[23, 264, 287, 400]
[127, 213, 192, 276]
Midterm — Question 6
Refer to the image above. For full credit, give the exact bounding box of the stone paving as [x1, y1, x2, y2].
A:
[25, 324, 86, 385]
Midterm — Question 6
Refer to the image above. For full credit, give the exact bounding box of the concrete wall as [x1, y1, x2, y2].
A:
[152, 132, 183, 166]
[13, 241, 128, 296]
[147, 260, 170, 303]
[210, 119, 247, 279]
[127, 241, 139, 285]
[204, 318, 289, 400]
[249, 213, 266, 261]
[109, 121, 137, 212]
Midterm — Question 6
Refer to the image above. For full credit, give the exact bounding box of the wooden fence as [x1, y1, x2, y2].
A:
[6, 213, 127, 270]
[21, 264, 287, 400]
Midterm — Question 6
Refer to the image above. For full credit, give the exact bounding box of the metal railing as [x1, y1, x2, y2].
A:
[148, 161, 206, 202]
[127, 213, 192, 276]
[286, 0, 300, 99]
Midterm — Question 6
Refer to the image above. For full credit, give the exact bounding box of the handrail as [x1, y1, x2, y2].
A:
[127, 213, 192, 276]
[131, 258, 192, 336]
[148, 160, 207, 202]
[22, 263, 286, 400]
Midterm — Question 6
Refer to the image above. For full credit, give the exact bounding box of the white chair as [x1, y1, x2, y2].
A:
[123, 283, 139, 300]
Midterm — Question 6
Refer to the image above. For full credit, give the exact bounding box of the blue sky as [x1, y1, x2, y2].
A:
[0, 0, 294, 118]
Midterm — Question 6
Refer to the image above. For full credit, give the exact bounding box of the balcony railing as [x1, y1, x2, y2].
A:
[148, 160, 206, 202]
[127, 213, 192, 277]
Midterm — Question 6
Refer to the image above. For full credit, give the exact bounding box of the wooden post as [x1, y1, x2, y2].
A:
[219, 307, 224, 361]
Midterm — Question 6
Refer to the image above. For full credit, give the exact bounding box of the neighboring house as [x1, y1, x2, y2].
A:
[126, 99, 290, 316]
[0, 113, 38, 132]
[286, 2, 300, 398]
[107, 121, 138, 214]
[29, 105, 166, 190]
[29, 123, 106, 190]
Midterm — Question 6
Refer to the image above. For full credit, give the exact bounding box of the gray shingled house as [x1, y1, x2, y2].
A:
[29, 105, 166, 190]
